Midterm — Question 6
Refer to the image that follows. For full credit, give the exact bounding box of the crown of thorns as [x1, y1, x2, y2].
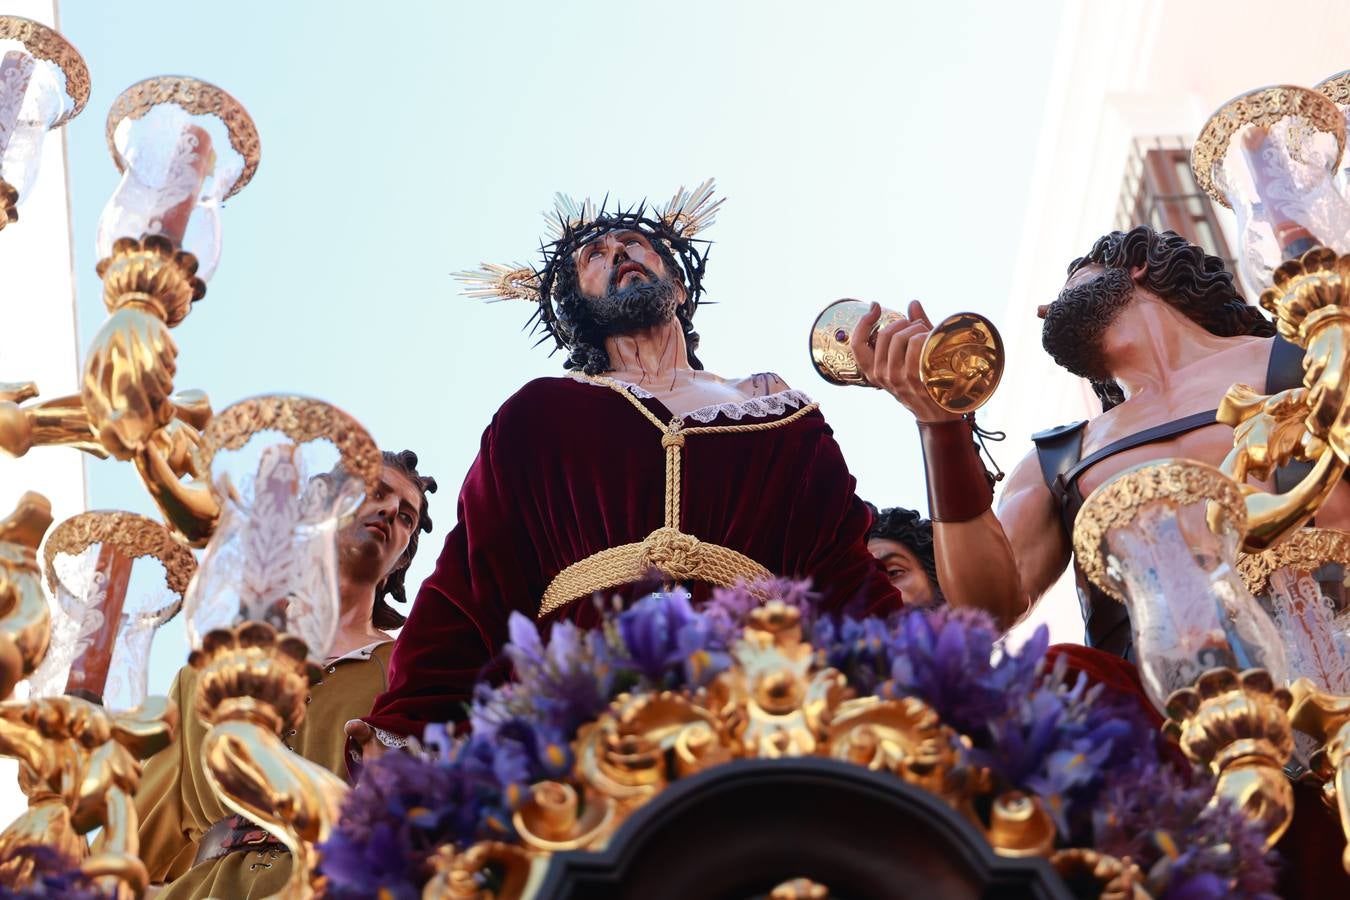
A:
[454, 179, 722, 352]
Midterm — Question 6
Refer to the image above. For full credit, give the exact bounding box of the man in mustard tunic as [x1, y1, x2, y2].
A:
[133, 449, 436, 898]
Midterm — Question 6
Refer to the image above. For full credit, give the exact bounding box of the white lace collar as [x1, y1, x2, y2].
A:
[570, 373, 815, 424]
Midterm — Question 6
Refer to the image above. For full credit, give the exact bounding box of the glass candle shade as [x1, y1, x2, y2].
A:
[1315, 70, 1350, 207]
[28, 512, 195, 711]
[96, 77, 260, 282]
[182, 396, 380, 663]
[0, 16, 87, 208]
[1192, 85, 1350, 295]
[1074, 461, 1289, 712]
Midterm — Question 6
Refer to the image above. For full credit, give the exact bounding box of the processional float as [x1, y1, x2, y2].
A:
[4, 9, 1350, 896]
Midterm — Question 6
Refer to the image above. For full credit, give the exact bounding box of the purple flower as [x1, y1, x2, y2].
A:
[885, 607, 1045, 737]
[499, 613, 611, 736]
[616, 591, 728, 688]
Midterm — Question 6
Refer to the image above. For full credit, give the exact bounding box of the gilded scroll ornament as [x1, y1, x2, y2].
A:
[1071, 461, 1248, 602]
[0, 15, 90, 125]
[1164, 668, 1295, 847]
[1317, 69, 1350, 110]
[105, 76, 260, 199]
[0, 694, 177, 895]
[0, 492, 52, 700]
[1238, 527, 1350, 595]
[201, 395, 383, 495]
[42, 510, 197, 597]
[190, 622, 347, 899]
[1192, 85, 1346, 207]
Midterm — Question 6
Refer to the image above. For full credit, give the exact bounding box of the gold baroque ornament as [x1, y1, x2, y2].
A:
[1259, 246, 1350, 342]
[1164, 668, 1295, 847]
[1072, 460, 1248, 602]
[0, 16, 90, 126]
[503, 601, 1052, 866]
[105, 75, 260, 199]
[42, 510, 197, 597]
[1237, 527, 1350, 595]
[94, 234, 205, 326]
[1191, 84, 1347, 207]
[200, 394, 383, 495]
[190, 622, 347, 899]
[1317, 69, 1350, 109]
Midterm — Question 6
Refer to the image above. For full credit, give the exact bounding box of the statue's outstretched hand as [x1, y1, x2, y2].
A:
[851, 300, 960, 423]
[81, 308, 178, 460]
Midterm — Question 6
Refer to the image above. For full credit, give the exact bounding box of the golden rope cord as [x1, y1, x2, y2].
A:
[537, 375, 821, 617]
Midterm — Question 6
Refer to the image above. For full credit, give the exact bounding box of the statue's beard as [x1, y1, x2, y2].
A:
[584, 265, 682, 334]
[1040, 268, 1134, 381]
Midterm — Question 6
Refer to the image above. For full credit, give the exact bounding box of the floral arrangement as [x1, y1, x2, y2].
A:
[318, 581, 1279, 900]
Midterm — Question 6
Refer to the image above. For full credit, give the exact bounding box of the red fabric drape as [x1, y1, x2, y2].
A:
[365, 377, 900, 738]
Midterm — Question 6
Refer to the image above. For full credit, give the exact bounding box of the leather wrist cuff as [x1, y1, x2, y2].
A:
[917, 418, 994, 523]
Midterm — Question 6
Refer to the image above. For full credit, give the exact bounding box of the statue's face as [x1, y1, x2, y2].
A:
[336, 464, 421, 598]
[569, 228, 685, 336]
[867, 537, 936, 607]
[575, 229, 670, 298]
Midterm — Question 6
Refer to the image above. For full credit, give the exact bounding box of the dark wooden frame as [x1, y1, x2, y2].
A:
[534, 758, 1073, 900]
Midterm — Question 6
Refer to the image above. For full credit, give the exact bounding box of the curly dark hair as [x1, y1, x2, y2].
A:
[865, 505, 943, 603]
[372, 449, 438, 630]
[1067, 226, 1276, 410]
[533, 202, 710, 375]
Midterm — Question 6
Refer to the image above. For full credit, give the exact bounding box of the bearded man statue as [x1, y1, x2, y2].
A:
[351, 181, 901, 753]
[852, 224, 1350, 653]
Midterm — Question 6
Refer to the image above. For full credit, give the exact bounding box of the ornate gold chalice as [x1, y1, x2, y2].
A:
[809, 300, 1004, 414]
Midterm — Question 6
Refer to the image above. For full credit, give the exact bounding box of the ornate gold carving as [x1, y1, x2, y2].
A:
[1072, 461, 1248, 602]
[985, 791, 1056, 859]
[190, 622, 345, 899]
[0, 492, 52, 700]
[189, 622, 312, 733]
[105, 76, 260, 200]
[0, 16, 90, 126]
[0, 178, 17, 231]
[1238, 527, 1350, 595]
[42, 510, 197, 597]
[505, 601, 1038, 870]
[1316, 69, 1350, 109]
[1050, 849, 1148, 900]
[421, 842, 533, 900]
[1289, 677, 1350, 873]
[200, 394, 383, 495]
[1260, 246, 1350, 341]
[810, 300, 1004, 412]
[0, 694, 177, 895]
[1164, 668, 1295, 847]
[95, 234, 205, 326]
[1192, 85, 1346, 207]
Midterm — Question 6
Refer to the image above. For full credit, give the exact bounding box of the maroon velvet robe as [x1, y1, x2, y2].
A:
[366, 377, 902, 738]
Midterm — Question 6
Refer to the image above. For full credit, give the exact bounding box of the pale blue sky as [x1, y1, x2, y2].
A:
[56, 0, 1066, 691]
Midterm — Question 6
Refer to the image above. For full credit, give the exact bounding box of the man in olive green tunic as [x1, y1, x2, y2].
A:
[134, 450, 436, 898]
